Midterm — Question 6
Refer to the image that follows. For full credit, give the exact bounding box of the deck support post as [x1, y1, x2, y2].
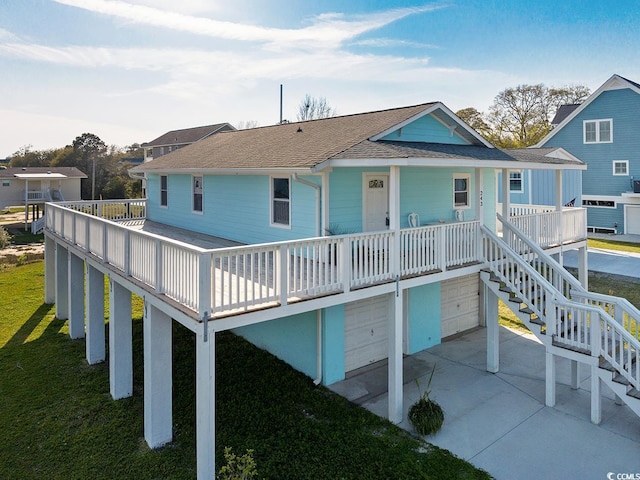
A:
[55, 243, 69, 320]
[44, 235, 56, 304]
[578, 246, 588, 290]
[109, 279, 132, 399]
[591, 365, 601, 424]
[570, 360, 580, 390]
[388, 291, 404, 424]
[85, 263, 105, 364]
[545, 351, 556, 407]
[485, 284, 499, 373]
[68, 252, 85, 339]
[196, 331, 216, 480]
[144, 302, 173, 448]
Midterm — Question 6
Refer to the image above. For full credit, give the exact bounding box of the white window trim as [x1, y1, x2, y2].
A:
[612, 160, 629, 176]
[159, 175, 168, 208]
[583, 118, 613, 144]
[509, 171, 523, 193]
[581, 194, 618, 209]
[192, 175, 203, 214]
[270, 176, 291, 229]
[453, 173, 471, 209]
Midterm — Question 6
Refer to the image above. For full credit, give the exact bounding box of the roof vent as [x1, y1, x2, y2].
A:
[296, 127, 303, 133]
[47, 170, 52, 174]
[22, 167, 26, 171]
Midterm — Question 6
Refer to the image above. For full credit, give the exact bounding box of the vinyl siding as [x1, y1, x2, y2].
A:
[380, 113, 468, 144]
[407, 283, 441, 354]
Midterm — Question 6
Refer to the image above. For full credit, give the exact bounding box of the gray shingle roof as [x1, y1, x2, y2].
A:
[141, 123, 235, 148]
[551, 104, 581, 126]
[0, 167, 87, 178]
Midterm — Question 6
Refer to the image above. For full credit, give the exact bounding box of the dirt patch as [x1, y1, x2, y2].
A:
[0, 243, 44, 265]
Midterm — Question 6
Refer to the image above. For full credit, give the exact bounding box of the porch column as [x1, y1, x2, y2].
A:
[545, 352, 556, 407]
[555, 170, 563, 211]
[24, 179, 29, 230]
[578, 246, 588, 290]
[570, 360, 580, 390]
[485, 284, 499, 373]
[44, 236, 56, 304]
[388, 291, 403, 424]
[591, 365, 601, 424]
[85, 263, 105, 364]
[475, 168, 483, 225]
[144, 302, 173, 448]
[501, 168, 510, 220]
[55, 243, 69, 320]
[109, 279, 133, 400]
[196, 331, 216, 479]
[68, 252, 85, 339]
[321, 171, 330, 235]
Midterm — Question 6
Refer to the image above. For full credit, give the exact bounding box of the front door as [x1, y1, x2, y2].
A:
[363, 173, 389, 232]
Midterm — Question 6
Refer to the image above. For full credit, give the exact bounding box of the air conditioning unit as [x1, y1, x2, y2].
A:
[634, 180, 640, 193]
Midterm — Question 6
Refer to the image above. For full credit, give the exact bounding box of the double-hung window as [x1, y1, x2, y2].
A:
[160, 175, 168, 207]
[192, 176, 203, 213]
[509, 171, 523, 192]
[612, 160, 628, 176]
[271, 177, 290, 226]
[453, 174, 470, 208]
[583, 119, 612, 143]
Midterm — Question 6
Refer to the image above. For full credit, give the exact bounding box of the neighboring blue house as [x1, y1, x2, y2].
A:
[535, 74, 640, 234]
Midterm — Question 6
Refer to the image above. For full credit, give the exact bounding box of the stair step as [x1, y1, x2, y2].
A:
[499, 286, 513, 294]
[599, 357, 615, 372]
[613, 373, 630, 386]
[551, 339, 590, 355]
[520, 306, 534, 315]
[628, 388, 640, 400]
[508, 296, 524, 304]
[530, 317, 545, 326]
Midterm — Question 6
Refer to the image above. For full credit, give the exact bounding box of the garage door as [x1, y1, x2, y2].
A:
[441, 274, 479, 338]
[344, 294, 391, 372]
[626, 206, 640, 235]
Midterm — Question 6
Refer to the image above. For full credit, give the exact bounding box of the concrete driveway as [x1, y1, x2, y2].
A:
[329, 326, 640, 480]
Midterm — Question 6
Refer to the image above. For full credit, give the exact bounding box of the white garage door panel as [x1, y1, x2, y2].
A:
[441, 275, 479, 338]
[627, 206, 640, 235]
[344, 294, 391, 372]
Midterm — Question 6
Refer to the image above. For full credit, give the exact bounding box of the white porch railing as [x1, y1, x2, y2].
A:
[45, 201, 482, 319]
[24, 189, 52, 202]
[497, 205, 586, 248]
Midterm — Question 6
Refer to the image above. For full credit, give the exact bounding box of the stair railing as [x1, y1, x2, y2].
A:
[484, 225, 640, 390]
[499, 213, 640, 343]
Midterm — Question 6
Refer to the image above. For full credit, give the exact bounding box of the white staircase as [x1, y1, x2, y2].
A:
[481, 224, 640, 420]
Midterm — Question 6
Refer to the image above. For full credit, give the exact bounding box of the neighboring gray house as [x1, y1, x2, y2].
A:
[141, 123, 236, 162]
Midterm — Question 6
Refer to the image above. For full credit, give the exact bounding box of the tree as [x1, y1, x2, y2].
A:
[72, 133, 107, 200]
[296, 94, 337, 121]
[236, 120, 260, 130]
[9, 146, 61, 167]
[459, 83, 590, 148]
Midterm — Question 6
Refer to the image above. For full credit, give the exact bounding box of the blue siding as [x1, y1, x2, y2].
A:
[496, 169, 582, 206]
[542, 87, 640, 229]
[234, 311, 318, 379]
[586, 205, 624, 232]
[146, 173, 319, 244]
[322, 305, 345, 385]
[380, 113, 468, 145]
[407, 283, 441, 353]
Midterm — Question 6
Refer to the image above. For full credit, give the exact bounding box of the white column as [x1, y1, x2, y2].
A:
[591, 365, 601, 424]
[570, 360, 579, 390]
[388, 292, 403, 424]
[44, 236, 56, 304]
[578, 246, 588, 290]
[545, 352, 556, 407]
[501, 168, 510, 219]
[555, 170, 563, 211]
[55, 243, 69, 320]
[68, 253, 85, 339]
[485, 284, 499, 373]
[196, 331, 216, 480]
[144, 302, 173, 448]
[109, 279, 133, 400]
[85, 263, 105, 364]
[321, 171, 330, 235]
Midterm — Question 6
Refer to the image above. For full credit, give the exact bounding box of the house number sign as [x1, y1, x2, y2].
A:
[369, 179, 384, 188]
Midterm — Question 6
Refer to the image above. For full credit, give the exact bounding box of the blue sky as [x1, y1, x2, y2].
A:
[1, 0, 639, 158]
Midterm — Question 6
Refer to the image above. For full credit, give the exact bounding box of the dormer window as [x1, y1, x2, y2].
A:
[583, 119, 612, 144]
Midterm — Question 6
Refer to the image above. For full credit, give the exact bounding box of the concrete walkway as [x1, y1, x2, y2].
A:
[329, 326, 640, 480]
[562, 244, 640, 278]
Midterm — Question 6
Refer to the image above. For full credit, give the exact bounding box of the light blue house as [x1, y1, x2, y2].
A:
[51, 101, 640, 480]
[535, 74, 640, 234]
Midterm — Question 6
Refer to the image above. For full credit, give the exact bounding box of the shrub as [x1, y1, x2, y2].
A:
[0, 226, 10, 249]
[217, 447, 258, 480]
[408, 365, 444, 436]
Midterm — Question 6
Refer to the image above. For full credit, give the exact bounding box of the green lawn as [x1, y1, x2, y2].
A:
[588, 238, 640, 254]
[0, 261, 491, 480]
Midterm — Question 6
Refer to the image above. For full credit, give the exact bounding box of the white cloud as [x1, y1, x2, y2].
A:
[352, 38, 441, 49]
[0, 28, 19, 41]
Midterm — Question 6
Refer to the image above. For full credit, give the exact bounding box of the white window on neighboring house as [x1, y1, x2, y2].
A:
[271, 177, 290, 226]
[192, 175, 203, 213]
[584, 119, 612, 143]
[453, 174, 470, 208]
[509, 171, 523, 192]
[160, 175, 168, 207]
[612, 160, 628, 176]
[2, 180, 9, 187]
